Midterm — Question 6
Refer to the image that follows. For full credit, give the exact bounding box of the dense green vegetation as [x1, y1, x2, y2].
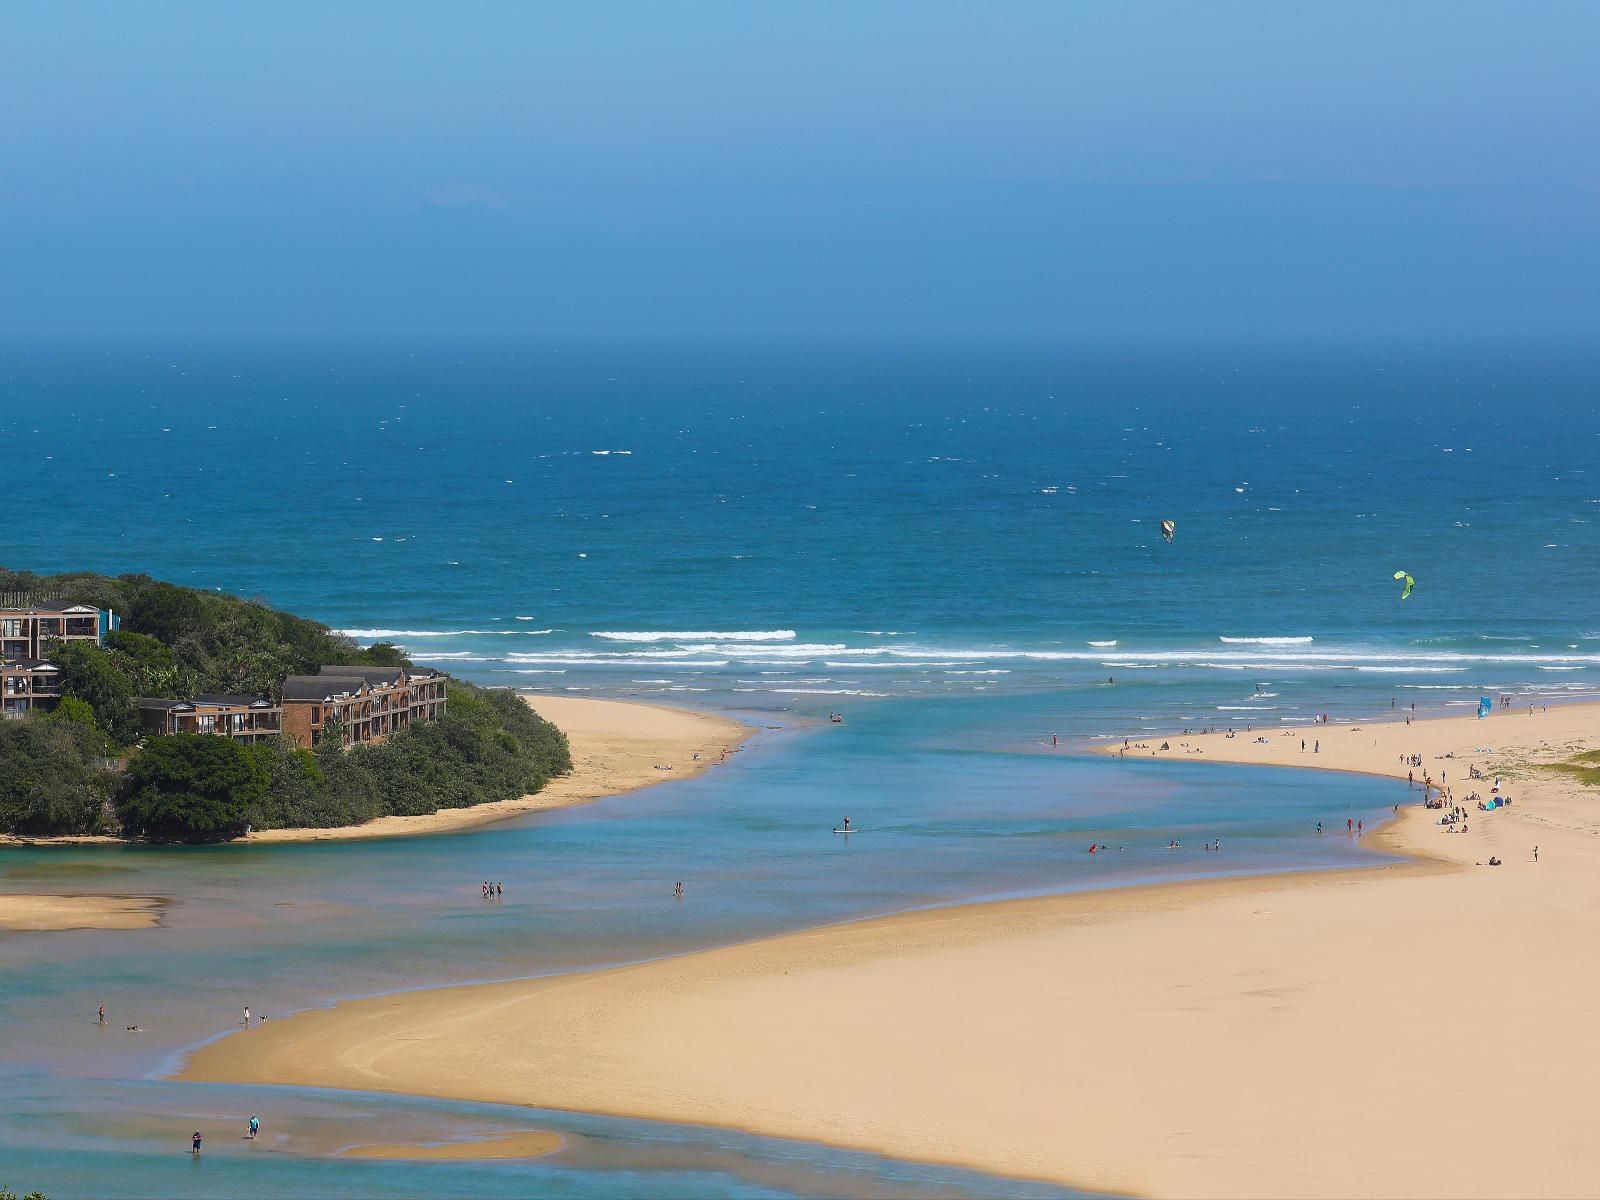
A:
[0, 569, 572, 841]
[118, 734, 267, 841]
[0, 716, 115, 835]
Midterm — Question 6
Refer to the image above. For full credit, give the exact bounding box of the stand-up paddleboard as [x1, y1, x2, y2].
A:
[832, 827, 860, 834]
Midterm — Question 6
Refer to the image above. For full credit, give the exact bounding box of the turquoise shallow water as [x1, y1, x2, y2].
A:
[2, 707, 1400, 1198]
[2, 342, 1592, 1196]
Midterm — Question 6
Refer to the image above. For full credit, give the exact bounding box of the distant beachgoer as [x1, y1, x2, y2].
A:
[1314, 740, 1319, 754]
[248, 1115, 259, 1140]
[1089, 843, 1098, 854]
[1316, 822, 1322, 835]
[192, 1130, 203, 1155]
[1534, 845, 1539, 862]
[1357, 820, 1363, 835]
[243, 1006, 250, 1027]
[674, 881, 683, 898]
[98, 1004, 105, 1026]
[496, 882, 503, 897]
[1052, 734, 1058, 746]
[1347, 818, 1353, 833]
[1301, 739, 1305, 752]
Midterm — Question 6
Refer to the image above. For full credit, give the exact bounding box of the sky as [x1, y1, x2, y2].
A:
[1, 1, 1596, 343]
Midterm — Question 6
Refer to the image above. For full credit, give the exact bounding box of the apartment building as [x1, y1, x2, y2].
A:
[0, 604, 118, 661]
[138, 695, 284, 744]
[280, 665, 446, 749]
[1, 659, 61, 720]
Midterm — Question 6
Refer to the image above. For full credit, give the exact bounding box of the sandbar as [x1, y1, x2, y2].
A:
[339, 1130, 562, 1160]
[183, 701, 1600, 1197]
[0, 893, 164, 931]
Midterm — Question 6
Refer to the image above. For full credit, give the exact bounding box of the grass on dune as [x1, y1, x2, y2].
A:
[1547, 750, 1600, 788]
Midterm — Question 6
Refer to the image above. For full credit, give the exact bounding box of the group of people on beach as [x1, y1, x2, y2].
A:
[481, 881, 504, 899]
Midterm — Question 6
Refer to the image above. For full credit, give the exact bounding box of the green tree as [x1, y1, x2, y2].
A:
[0, 717, 112, 835]
[49, 695, 100, 732]
[125, 581, 203, 645]
[51, 641, 140, 745]
[117, 734, 266, 841]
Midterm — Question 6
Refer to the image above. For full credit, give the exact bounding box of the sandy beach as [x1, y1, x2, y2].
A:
[246, 695, 750, 843]
[182, 701, 1600, 1198]
[0, 893, 165, 931]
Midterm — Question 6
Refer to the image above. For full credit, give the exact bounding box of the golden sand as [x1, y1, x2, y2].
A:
[184, 702, 1600, 1198]
[0, 893, 164, 931]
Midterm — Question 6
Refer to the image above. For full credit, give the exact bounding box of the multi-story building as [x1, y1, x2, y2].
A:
[138, 695, 284, 743]
[280, 665, 446, 749]
[1, 659, 62, 720]
[0, 604, 118, 661]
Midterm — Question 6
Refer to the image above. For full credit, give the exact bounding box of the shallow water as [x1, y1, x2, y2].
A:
[1, 694, 1401, 1197]
[3, 342, 1571, 1195]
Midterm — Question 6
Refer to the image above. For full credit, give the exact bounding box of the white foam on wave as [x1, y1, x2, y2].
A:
[1218, 705, 1280, 711]
[1219, 636, 1314, 645]
[592, 630, 797, 642]
[772, 688, 888, 697]
[1538, 665, 1584, 671]
[1355, 666, 1468, 674]
[339, 628, 522, 639]
[1087, 640, 1118, 647]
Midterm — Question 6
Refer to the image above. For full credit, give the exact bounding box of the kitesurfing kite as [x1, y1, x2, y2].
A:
[1160, 520, 1176, 544]
[1393, 570, 1415, 600]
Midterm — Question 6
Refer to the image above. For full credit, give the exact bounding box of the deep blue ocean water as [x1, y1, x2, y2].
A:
[2, 342, 1596, 1197]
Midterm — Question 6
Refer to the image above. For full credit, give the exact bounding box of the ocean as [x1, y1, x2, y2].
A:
[1, 340, 1596, 1196]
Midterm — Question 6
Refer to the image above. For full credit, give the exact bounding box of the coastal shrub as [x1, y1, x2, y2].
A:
[2, 567, 410, 701]
[51, 641, 141, 745]
[117, 734, 267, 841]
[2, 568, 574, 836]
[241, 740, 327, 829]
[125, 581, 203, 645]
[0, 717, 113, 835]
[49, 695, 100, 733]
[236, 683, 571, 831]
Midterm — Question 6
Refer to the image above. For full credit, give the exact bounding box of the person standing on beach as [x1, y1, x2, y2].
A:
[1317, 822, 1323, 835]
[1534, 845, 1539, 862]
[192, 1130, 203, 1155]
[243, 1006, 250, 1027]
[98, 1004, 105, 1026]
[1347, 818, 1353, 834]
[1357, 820, 1363, 836]
[248, 1114, 259, 1140]
[1314, 740, 1319, 754]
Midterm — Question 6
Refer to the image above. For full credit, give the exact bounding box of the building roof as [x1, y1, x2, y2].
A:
[281, 675, 361, 702]
[2, 658, 58, 671]
[139, 697, 190, 712]
[316, 665, 408, 686]
[192, 694, 276, 709]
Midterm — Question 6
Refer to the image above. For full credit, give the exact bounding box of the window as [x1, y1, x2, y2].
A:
[197, 715, 216, 733]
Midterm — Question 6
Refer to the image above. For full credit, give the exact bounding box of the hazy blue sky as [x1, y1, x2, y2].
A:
[2, 2, 1596, 342]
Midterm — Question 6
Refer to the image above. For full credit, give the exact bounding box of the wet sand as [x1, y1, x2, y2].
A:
[340, 1130, 563, 1160]
[183, 701, 1600, 1197]
[0, 893, 164, 931]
